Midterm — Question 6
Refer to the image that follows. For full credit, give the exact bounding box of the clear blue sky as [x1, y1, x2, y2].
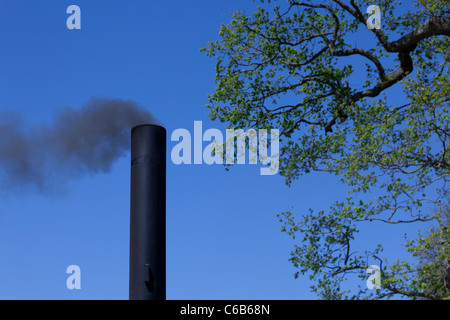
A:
[0, 0, 417, 300]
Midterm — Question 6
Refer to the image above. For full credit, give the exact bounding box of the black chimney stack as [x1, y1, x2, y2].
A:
[129, 124, 166, 300]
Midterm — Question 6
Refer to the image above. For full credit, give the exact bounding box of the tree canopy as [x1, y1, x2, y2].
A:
[202, 0, 449, 299]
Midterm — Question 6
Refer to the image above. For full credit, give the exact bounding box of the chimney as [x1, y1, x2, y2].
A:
[129, 124, 166, 300]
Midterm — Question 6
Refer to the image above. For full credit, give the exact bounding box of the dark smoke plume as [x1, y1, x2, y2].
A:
[0, 97, 158, 195]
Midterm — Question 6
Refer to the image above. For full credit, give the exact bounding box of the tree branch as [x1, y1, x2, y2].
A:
[332, 47, 386, 79]
[323, 2, 450, 133]
[386, 16, 450, 52]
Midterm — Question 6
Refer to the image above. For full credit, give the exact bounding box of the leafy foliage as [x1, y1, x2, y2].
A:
[202, 0, 449, 299]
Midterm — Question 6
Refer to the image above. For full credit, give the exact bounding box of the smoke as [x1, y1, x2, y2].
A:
[0, 97, 159, 195]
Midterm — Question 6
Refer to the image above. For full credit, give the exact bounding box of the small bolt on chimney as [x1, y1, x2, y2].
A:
[129, 124, 166, 300]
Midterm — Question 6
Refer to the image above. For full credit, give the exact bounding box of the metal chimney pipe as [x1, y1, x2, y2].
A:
[129, 124, 166, 300]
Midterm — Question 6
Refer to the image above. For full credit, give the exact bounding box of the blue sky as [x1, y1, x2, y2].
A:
[0, 0, 420, 300]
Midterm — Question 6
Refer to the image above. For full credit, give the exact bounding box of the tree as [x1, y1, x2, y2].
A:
[410, 201, 450, 298]
[202, 0, 450, 299]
